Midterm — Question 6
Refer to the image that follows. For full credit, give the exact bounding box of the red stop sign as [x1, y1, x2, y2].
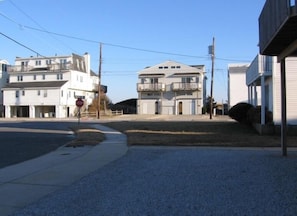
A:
[76, 98, 84, 107]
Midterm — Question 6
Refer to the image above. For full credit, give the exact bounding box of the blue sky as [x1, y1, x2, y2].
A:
[0, 0, 265, 103]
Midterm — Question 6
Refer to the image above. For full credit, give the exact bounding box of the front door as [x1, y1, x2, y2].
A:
[178, 102, 183, 115]
[155, 101, 159, 114]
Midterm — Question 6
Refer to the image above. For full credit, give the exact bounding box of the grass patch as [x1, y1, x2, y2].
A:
[66, 126, 105, 147]
[102, 121, 297, 147]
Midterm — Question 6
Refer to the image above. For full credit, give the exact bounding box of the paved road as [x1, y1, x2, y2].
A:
[12, 146, 297, 216]
[0, 121, 93, 168]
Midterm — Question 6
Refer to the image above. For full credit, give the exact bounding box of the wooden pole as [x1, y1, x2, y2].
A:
[210, 37, 215, 119]
[97, 43, 102, 119]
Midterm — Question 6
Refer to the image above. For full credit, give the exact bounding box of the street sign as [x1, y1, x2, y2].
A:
[76, 98, 84, 107]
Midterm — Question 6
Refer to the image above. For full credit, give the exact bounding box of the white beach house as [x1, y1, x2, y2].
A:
[2, 53, 99, 118]
[137, 60, 205, 115]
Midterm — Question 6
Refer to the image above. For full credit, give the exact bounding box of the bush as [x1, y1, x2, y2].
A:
[247, 106, 273, 124]
[228, 102, 254, 124]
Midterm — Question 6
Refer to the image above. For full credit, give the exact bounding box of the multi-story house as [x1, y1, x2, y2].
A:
[227, 63, 251, 108]
[246, 54, 297, 126]
[2, 53, 99, 118]
[137, 60, 205, 115]
[0, 59, 9, 117]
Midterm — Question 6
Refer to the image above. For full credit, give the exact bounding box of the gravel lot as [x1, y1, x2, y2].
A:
[12, 146, 297, 216]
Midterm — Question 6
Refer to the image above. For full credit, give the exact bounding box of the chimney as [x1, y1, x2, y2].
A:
[84, 52, 91, 75]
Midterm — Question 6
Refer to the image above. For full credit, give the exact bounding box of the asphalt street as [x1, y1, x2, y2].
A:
[11, 146, 297, 216]
[0, 121, 91, 168]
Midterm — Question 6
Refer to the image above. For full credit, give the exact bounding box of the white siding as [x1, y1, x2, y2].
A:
[273, 57, 297, 125]
[229, 73, 249, 106]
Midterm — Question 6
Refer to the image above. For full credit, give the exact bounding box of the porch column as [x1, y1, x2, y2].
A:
[5, 106, 11, 118]
[261, 75, 265, 125]
[253, 83, 257, 106]
[29, 105, 35, 118]
[280, 58, 287, 156]
[248, 85, 251, 104]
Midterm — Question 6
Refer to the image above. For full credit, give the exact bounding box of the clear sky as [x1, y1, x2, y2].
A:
[0, 0, 265, 104]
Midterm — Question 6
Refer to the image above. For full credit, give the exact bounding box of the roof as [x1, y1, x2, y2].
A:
[138, 60, 204, 75]
[2, 81, 68, 89]
[228, 63, 250, 74]
[0, 59, 9, 64]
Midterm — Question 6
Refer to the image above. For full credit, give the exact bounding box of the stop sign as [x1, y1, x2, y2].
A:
[76, 98, 84, 107]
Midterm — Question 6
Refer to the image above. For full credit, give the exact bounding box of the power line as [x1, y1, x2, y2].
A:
[26, 25, 252, 62]
[0, 31, 43, 57]
[7, 0, 77, 53]
[0, 12, 242, 61]
[0, 9, 252, 63]
[24, 25, 211, 59]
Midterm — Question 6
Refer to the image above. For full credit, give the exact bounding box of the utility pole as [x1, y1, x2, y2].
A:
[97, 43, 102, 119]
[209, 37, 215, 119]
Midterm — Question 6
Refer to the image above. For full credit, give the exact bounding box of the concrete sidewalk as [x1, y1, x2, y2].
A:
[0, 124, 128, 216]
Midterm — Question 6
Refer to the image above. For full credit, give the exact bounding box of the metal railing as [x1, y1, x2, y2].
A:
[172, 82, 201, 91]
[137, 83, 165, 92]
[8, 63, 73, 73]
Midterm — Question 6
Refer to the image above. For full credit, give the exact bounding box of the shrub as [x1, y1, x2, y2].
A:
[247, 106, 273, 124]
[228, 102, 254, 124]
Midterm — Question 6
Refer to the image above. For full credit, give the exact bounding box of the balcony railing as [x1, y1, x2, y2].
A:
[137, 83, 165, 92]
[246, 55, 273, 86]
[8, 63, 73, 73]
[172, 82, 201, 91]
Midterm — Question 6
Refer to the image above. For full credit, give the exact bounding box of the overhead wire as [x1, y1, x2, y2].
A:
[7, 0, 77, 53]
[0, 31, 43, 57]
[0, 2, 255, 70]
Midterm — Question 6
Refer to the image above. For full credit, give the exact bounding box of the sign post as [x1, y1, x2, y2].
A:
[76, 98, 84, 125]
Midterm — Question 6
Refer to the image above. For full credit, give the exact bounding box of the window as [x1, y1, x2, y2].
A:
[57, 73, 63, 80]
[37, 90, 40, 96]
[176, 66, 181, 69]
[35, 60, 41, 66]
[164, 66, 168, 69]
[46, 59, 52, 65]
[182, 77, 192, 83]
[171, 66, 176, 69]
[22, 90, 25, 96]
[33, 74, 36, 80]
[21, 61, 28, 70]
[2, 64, 7, 72]
[150, 78, 158, 84]
[43, 90, 47, 97]
[42, 74, 46, 80]
[17, 75, 23, 81]
[61, 90, 63, 97]
[60, 59, 67, 69]
[15, 90, 19, 98]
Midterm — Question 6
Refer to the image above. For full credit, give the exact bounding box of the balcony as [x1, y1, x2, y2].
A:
[246, 55, 273, 86]
[172, 82, 201, 91]
[259, 0, 297, 56]
[137, 83, 165, 92]
[7, 63, 73, 73]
